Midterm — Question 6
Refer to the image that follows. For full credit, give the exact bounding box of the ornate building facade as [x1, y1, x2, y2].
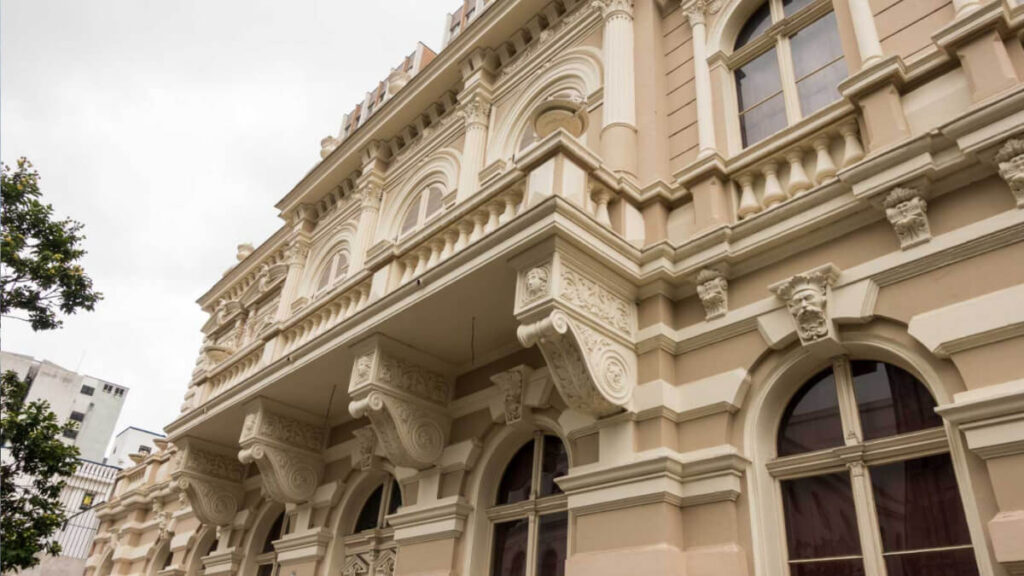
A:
[88, 0, 1024, 575]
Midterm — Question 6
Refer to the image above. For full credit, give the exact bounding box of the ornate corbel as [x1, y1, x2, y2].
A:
[994, 138, 1024, 208]
[695, 267, 729, 320]
[769, 264, 842, 347]
[513, 246, 637, 417]
[348, 336, 454, 470]
[237, 398, 326, 504]
[882, 187, 931, 249]
[171, 438, 244, 527]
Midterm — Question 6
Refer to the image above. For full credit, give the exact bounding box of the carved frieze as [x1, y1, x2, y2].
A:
[490, 366, 532, 425]
[994, 138, 1024, 208]
[882, 187, 931, 249]
[348, 337, 453, 470]
[695, 268, 729, 320]
[769, 264, 841, 347]
[352, 426, 378, 471]
[237, 399, 325, 504]
[171, 438, 244, 526]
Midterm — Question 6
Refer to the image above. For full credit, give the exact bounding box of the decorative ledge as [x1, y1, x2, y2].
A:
[908, 284, 1024, 358]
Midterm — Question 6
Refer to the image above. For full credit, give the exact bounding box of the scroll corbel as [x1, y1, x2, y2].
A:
[171, 438, 245, 527]
[237, 398, 326, 504]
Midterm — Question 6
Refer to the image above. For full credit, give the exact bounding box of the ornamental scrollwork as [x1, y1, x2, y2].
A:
[558, 266, 633, 335]
[171, 438, 244, 526]
[490, 366, 532, 425]
[882, 187, 931, 249]
[695, 268, 728, 320]
[994, 138, 1024, 208]
[237, 398, 325, 504]
[769, 264, 841, 346]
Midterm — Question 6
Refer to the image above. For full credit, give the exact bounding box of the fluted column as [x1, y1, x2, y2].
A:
[274, 205, 315, 322]
[685, 1, 720, 158]
[595, 0, 638, 177]
[456, 96, 491, 202]
[348, 179, 382, 273]
[848, 0, 883, 69]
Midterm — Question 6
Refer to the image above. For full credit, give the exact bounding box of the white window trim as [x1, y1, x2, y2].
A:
[314, 249, 350, 295]
[486, 431, 569, 576]
[398, 186, 446, 241]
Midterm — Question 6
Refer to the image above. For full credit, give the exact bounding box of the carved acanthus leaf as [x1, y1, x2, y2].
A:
[695, 268, 728, 320]
[882, 187, 931, 249]
[237, 399, 325, 504]
[171, 439, 244, 526]
[994, 138, 1024, 208]
[558, 266, 633, 335]
[490, 366, 532, 425]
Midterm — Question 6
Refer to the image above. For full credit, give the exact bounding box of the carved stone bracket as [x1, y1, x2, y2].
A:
[171, 438, 245, 527]
[513, 243, 638, 417]
[348, 336, 454, 470]
[237, 398, 326, 504]
[769, 264, 842, 347]
[882, 187, 931, 249]
[695, 267, 729, 320]
[995, 138, 1024, 208]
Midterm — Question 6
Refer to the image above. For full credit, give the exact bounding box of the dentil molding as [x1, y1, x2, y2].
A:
[171, 438, 245, 527]
[348, 335, 454, 470]
[237, 398, 326, 504]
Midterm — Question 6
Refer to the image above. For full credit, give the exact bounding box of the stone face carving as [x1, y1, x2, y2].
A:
[995, 138, 1024, 208]
[348, 337, 453, 469]
[769, 264, 841, 346]
[352, 426, 378, 470]
[171, 438, 244, 526]
[696, 268, 729, 320]
[490, 366, 532, 425]
[522, 265, 551, 305]
[518, 310, 634, 417]
[882, 187, 931, 249]
[237, 399, 326, 504]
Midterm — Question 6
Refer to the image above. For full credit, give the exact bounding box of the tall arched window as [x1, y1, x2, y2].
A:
[399, 186, 445, 238]
[732, 1, 848, 147]
[315, 250, 350, 294]
[489, 433, 569, 576]
[254, 512, 285, 576]
[772, 359, 978, 576]
[342, 476, 402, 576]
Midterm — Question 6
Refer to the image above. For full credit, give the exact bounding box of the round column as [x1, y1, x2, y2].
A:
[596, 0, 638, 177]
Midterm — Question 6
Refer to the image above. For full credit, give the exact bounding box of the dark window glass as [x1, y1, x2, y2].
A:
[790, 560, 865, 576]
[491, 518, 529, 576]
[256, 564, 274, 576]
[778, 368, 844, 456]
[206, 539, 219, 555]
[138, 445, 151, 454]
[162, 548, 174, 569]
[400, 195, 421, 235]
[884, 547, 979, 576]
[852, 361, 941, 441]
[387, 479, 403, 516]
[496, 441, 535, 505]
[63, 428, 78, 439]
[781, 473, 862, 560]
[538, 436, 568, 498]
[424, 187, 444, 219]
[536, 513, 568, 576]
[871, 454, 974, 554]
[70, 411, 85, 422]
[80, 385, 95, 396]
[355, 484, 384, 532]
[316, 263, 332, 291]
[262, 512, 284, 553]
[790, 12, 846, 116]
[735, 2, 772, 49]
[735, 49, 786, 147]
[783, 0, 814, 17]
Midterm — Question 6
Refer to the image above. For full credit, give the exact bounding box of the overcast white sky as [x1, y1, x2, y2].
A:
[1, 0, 448, 451]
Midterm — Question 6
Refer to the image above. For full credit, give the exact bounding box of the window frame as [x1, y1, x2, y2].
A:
[486, 431, 569, 576]
[767, 357, 977, 576]
[313, 249, 350, 295]
[254, 511, 287, 576]
[341, 476, 402, 575]
[727, 0, 847, 148]
[397, 186, 446, 240]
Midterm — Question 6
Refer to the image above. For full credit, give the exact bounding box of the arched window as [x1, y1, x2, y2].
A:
[315, 250, 350, 294]
[254, 512, 286, 576]
[399, 186, 445, 238]
[773, 359, 978, 576]
[342, 477, 402, 576]
[732, 1, 848, 147]
[353, 477, 403, 533]
[489, 433, 569, 576]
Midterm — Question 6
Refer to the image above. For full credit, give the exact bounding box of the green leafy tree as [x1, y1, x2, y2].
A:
[0, 157, 102, 572]
[2, 158, 102, 330]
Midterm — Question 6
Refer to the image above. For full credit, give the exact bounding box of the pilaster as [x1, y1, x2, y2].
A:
[456, 49, 497, 203]
[683, 0, 721, 158]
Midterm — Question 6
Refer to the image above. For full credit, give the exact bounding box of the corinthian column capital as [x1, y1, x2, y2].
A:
[592, 0, 634, 20]
[458, 96, 492, 128]
[683, 0, 721, 26]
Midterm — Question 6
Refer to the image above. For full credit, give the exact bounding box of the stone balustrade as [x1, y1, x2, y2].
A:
[276, 278, 374, 359]
[734, 118, 865, 220]
[202, 347, 263, 403]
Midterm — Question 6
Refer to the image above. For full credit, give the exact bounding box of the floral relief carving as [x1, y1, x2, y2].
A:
[770, 264, 841, 346]
[490, 366, 532, 425]
[518, 310, 634, 417]
[376, 355, 449, 405]
[994, 138, 1024, 208]
[592, 0, 634, 20]
[695, 268, 728, 320]
[352, 426, 378, 470]
[171, 439, 244, 526]
[882, 187, 931, 249]
[558, 266, 633, 335]
[459, 97, 491, 128]
[236, 399, 325, 504]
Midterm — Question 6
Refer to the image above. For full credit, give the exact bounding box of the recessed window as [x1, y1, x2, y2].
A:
[255, 511, 286, 576]
[399, 186, 445, 238]
[69, 411, 86, 423]
[138, 445, 152, 454]
[354, 477, 403, 533]
[315, 250, 350, 294]
[732, 1, 848, 147]
[491, 433, 569, 576]
[63, 427, 78, 439]
[103, 384, 113, 393]
[773, 359, 978, 576]
[80, 385, 95, 396]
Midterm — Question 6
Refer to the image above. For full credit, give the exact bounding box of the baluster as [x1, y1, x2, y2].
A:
[786, 149, 812, 196]
[813, 136, 837, 183]
[485, 202, 502, 233]
[356, 285, 369, 309]
[455, 220, 473, 252]
[400, 257, 415, 284]
[499, 192, 518, 224]
[469, 211, 488, 242]
[414, 248, 430, 276]
[839, 122, 865, 167]
[761, 162, 786, 208]
[427, 239, 443, 268]
[737, 173, 762, 220]
[591, 187, 614, 227]
[441, 229, 458, 260]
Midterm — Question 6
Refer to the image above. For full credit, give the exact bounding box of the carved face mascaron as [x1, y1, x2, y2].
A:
[787, 284, 828, 341]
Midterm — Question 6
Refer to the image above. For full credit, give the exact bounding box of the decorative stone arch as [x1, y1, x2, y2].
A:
[184, 525, 218, 576]
[706, 0, 769, 57]
[301, 223, 357, 296]
[238, 499, 287, 576]
[490, 45, 604, 164]
[738, 318, 998, 576]
[377, 149, 462, 242]
[321, 465, 404, 576]
[95, 549, 115, 576]
[458, 410, 572, 576]
[146, 538, 172, 576]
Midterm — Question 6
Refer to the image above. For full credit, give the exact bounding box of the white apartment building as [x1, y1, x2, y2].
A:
[107, 426, 165, 469]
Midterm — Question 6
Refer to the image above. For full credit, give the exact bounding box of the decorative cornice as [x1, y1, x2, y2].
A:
[237, 398, 326, 504]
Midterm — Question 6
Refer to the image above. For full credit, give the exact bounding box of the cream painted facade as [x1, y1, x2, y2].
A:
[88, 0, 1024, 575]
